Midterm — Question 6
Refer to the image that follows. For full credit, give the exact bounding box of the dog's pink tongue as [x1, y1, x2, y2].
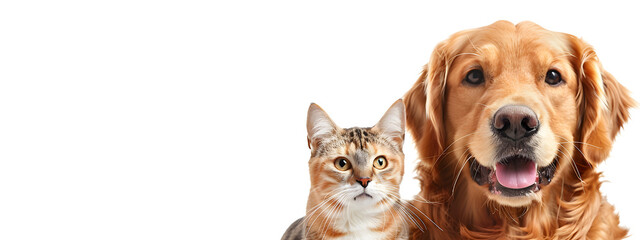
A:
[495, 159, 537, 189]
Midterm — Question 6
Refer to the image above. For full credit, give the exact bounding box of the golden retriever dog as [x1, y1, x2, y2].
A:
[404, 21, 635, 239]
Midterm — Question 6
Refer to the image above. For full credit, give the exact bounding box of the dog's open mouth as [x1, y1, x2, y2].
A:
[470, 155, 557, 197]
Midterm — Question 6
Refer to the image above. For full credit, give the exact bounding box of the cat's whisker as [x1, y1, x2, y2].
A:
[389, 199, 418, 233]
[320, 194, 347, 240]
[318, 186, 350, 200]
[321, 192, 350, 240]
[381, 198, 388, 232]
[396, 200, 427, 232]
[381, 198, 409, 233]
[413, 194, 443, 205]
[378, 186, 442, 205]
[382, 195, 424, 232]
[304, 198, 333, 227]
[398, 198, 443, 232]
[304, 189, 349, 222]
[395, 210, 412, 234]
[383, 193, 443, 232]
[305, 194, 336, 217]
[305, 189, 350, 232]
[382, 194, 427, 232]
[306, 200, 334, 234]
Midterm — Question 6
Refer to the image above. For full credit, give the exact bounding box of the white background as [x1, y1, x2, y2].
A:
[1, 1, 638, 239]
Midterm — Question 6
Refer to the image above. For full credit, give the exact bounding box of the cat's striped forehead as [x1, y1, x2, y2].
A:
[312, 127, 400, 157]
[343, 128, 375, 149]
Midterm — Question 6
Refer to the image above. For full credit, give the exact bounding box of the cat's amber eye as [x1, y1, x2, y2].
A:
[334, 158, 352, 171]
[373, 156, 388, 169]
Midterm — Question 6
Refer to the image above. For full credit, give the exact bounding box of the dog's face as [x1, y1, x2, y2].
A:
[405, 21, 634, 208]
[445, 22, 580, 206]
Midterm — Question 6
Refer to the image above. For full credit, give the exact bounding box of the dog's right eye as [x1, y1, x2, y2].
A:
[545, 70, 563, 86]
[464, 69, 485, 85]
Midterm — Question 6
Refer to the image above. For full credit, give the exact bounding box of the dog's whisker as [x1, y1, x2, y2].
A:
[431, 132, 476, 165]
[557, 146, 585, 184]
[451, 149, 472, 197]
[475, 102, 498, 112]
[557, 141, 601, 149]
[556, 177, 565, 225]
[518, 205, 530, 218]
[555, 134, 595, 170]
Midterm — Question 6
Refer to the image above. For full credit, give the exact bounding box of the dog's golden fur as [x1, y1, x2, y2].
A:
[404, 21, 635, 239]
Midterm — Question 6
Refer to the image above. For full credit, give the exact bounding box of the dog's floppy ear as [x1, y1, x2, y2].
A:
[404, 42, 449, 163]
[404, 70, 429, 143]
[570, 35, 635, 166]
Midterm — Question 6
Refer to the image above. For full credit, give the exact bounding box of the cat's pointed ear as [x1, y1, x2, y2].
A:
[307, 103, 338, 150]
[373, 99, 406, 146]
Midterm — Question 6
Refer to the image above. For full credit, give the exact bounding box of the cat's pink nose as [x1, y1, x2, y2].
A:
[356, 177, 371, 188]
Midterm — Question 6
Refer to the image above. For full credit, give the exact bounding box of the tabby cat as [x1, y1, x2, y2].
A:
[282, 99, 412, 240]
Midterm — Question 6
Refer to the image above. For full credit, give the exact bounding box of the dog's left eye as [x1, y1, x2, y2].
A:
[545, 70, 563, 86]
[464, 69, 485, 85]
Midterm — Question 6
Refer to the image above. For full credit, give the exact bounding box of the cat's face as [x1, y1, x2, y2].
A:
[306, 100, 405, 208]
[308, 127, 404, 206]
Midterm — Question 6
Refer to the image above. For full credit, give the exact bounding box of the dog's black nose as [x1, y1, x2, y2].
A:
[492, 105, 539, 140]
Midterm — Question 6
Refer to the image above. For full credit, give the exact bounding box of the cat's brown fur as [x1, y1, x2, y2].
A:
[282, 100, 413, 240]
